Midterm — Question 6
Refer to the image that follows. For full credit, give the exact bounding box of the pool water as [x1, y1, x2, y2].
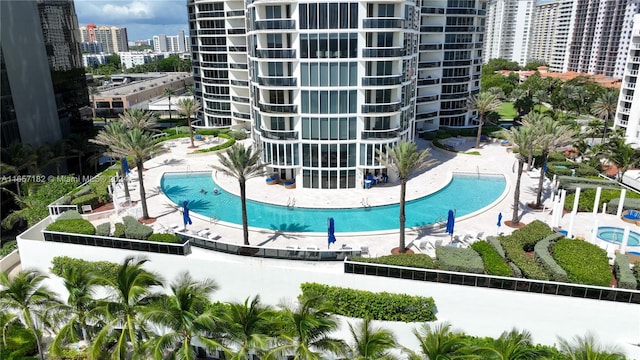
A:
[597, 227, 640, 246]
[161, 172, 506, 233]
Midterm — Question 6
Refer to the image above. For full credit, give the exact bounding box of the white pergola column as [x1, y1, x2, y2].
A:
[616, 189, 627, 217]
[620, 227, 631, 254]
[567, 187, 580, 239]
[592, 187, 602, 216]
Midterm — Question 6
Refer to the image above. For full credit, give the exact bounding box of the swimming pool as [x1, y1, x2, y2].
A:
[161, 172, 506, 233]
[597, 227, 640, 246]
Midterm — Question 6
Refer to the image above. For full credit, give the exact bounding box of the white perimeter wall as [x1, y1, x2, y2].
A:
[17, 239, 640, 358]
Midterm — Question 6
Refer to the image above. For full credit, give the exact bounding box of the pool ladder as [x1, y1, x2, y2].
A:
[361, 197, 370, 208]
[287, 197, 295, 208]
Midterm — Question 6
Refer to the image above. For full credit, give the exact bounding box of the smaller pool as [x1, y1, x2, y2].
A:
[597, 227, 640, 246]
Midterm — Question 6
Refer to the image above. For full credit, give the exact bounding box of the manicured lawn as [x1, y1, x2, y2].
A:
[498, 102, 517, 119]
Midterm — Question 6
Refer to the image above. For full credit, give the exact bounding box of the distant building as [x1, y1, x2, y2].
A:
[134, 39, 152, 47]
[528, 0, 575, 73]
[614, 13, 640, 148]
[82, 53, 109, 68]
[483, 0, 535, 66]
[80, 41, 103, 54]
[119, 52, 153, 69]
[153, 30, 189, 53]
[80, 23, 129, 53]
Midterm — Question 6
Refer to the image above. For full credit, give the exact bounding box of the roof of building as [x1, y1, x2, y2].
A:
[98, 72, 191, 97]
[499, 68, 622, 89]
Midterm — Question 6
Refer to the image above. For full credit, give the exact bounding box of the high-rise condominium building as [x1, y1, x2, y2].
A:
[153, 31, 188, 53]
[80, 23, 129, 53]
[528, 0, 575, 72]
[1, 0, 89, 149]
[483, 0, 534, 66]
[614, 13, 640, 148]
[189, 0, 485, 189]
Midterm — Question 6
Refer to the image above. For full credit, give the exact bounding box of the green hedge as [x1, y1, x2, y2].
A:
[70, 193, 101, 209]
[470, 241, 512, 276]
[552, 239, 611, 287]
[122, 216, 153, 240]
[435, 246, 484, 274]
[486, 236, 506, 259]
[509, 262, 523, 278]
[607, 197, 640, 214]
[613, 254, 637, 290]
[113, 223, 126, 238]
[46, 219, 96, 235]
[351, 254, 436, 269]
[96, 222, 111, 236]
[56, 210, 82, 221]
[147, 233, 180, 243]
[533, 234, 568, 282]
[88, 169, 118, 203]
[0, 240, 17, 259]
[1, 322, 38, 359]
[50, 256, 119, 283]
[192, 134, 235, 154]
[634, 261, 640, 286]
[546, 161, 599, 178]
[299, 282, 437, 322]
[499, 221, 553, 280]
[564, 189, 640, 213]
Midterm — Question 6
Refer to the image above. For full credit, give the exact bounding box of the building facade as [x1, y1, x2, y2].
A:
[80, 41, 103, 54]
[483, 0, 534, 66]
[189, 0, 485, 189]
[119, 52, 153, 69]
[614, 13, 640, 148]
[153, 31, 189, 53]
[80, 23, 129, 54]
[527, 0, 575, 72]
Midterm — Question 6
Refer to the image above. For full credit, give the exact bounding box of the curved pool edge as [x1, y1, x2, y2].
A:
[158, 170, 509, 237]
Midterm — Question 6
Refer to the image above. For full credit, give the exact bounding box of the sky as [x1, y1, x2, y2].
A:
[75, 0, 188, 41]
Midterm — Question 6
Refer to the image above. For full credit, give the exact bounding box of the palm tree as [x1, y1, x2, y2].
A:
[48, 140, 68, 175]
[89, 87, 100, 119]
[591, 90, 618, 142]
[558, 333, 625, 360]
[220, 295, 275, 359]
[510, 88, 534, 118]
[164, 88, 176, 120]
[212, 144, 266, 245]
[603, 137, 640, 181]
[67, 134, 89, 177]
[501, 124, 535, 225]
[406, 322, 469, 360]
[347, 318, 398, 360]
[176, 97, 202, 148]
[0, 269, 60, 360]
[89, 257, 163, 360]
[143, 272, 221, 360]
[478, 328, 546, 359]
[375, 142, 436, 253]
[468, 92, 502, 148]
[521, 115, 575, 208]
[487, 87, 506, 100]
[118, 108, 159, 131]
[1, 183, 43, 230]
[49, 266, 100, 358]
[91, 122, 131, 200]
[267, 296, 347, 360]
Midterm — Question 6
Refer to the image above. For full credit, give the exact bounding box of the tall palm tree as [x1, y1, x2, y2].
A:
[91, 122, 131, 200]
[375, 142, 436, 253]
[1, 183, 44, 230]
[176, 97, 202, 148]
[501, 124, 535, 225]
[591, 90, 618, 142]
[521, 115, 575, 208]
[164, 88, 176, 120]
[118, 108, 159, 131]
[406, 322, 469, 360]
[347, 318, 398, 360]
[487, 87, 506, 100]
[212, 144, 266, 245]
[558, 333, 625, 360]
[468, 92, 502, 147]
[48, 140, 68, 175]
[89, 257, 163, 360]
[510, 88, 534, 119]
[478, 328, 546, 359]
[143, 272, 221, 360]
[49, 266, 100, 358]
[267, 296, 347, 360]
[603, 137, 640, 181]
[0, 270, 60, 360]
[89, 87, 100, 119]
[67, 133, 89, 177]
[220, 295, 275, 359]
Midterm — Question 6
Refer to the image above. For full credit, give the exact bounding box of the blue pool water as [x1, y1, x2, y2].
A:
[161, 172, 506, 233]
[597, 227, 640, 246]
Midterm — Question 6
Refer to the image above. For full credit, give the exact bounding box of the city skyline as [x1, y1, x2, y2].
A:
[74, 0, 187, 41]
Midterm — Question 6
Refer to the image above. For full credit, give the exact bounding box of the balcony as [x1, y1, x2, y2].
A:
[445, 26, 476, 33]
[254, 19, 296, 30]
[255, 48, 296, 59]
[416, 94, 439, 102]
[229, 63, 248, 69]
[415, 111, 438, 120]
[442, 60, 471, 67]
[226, 10, 244, 17]
[419, 43, 443, 51]
[228, 28, 246, 35]
[630, 57, 640, 63]
[258, 76, 297, 87]
[627, 69, 638, 76]
[231, 96, 250, 103]
[418, 61, 441, 68]
[229, 46, 248, 53]
[417, 78, 440, 86]
[361, 102, 401, 113]
[626, 82, 637, 89]
[259, 103, 298, 114]
[233, 112, 251, 120]
[363, 18, 404, 29]
[444, 43, 474, 50]
[619, 108, 631, 115]
[421, 7, 445, 14]
[361, 128, 400, 139]
[362, 47, 403, 58]
[441, 76, 471, 83]
[230, 79, 249, 87]
[260, 128, 298, 140]
[447, 8, 476, 14]
[362, 75, 403, 86]
[420, 26, 444, 32]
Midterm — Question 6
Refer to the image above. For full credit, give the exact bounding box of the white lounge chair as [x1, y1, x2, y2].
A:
[306, 246, 320, 251]
[476, 232, 485, 241]
[360, 246, 370, 257]
[434, 239, 444, 247]
[419, 240, 428, 250]
[81, 205, 92, 214]
[208, 233, 221, 240]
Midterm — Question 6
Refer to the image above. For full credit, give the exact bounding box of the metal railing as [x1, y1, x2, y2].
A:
[43, 231, 191, 256]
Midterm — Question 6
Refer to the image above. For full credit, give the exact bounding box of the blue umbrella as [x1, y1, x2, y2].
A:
[328, 217, 336, 248]
[122, 157, 131, 176]
[497, 212, 503, 234]
[446, 209, 455, 240]
[183, 201, 192, 228]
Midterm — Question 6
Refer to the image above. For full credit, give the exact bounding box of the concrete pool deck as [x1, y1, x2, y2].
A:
[101, 135, 637, 258]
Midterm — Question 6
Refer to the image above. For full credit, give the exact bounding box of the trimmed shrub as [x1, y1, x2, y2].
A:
[122, 216, 153, 240]
[299, 282, 437, 322]
[88, 169, 118, 203]
[46, 219, 96, 235]
[613, 254, 637, 290]
[96, 222, 111, 236]
[0, 240, 17, 258]
[56, 210, 82, 221]
[72, 185, 93, 197]
[499, 221, 553, 280]
[70, 192, 100, 209]
[552, 239, 611, 287]
[607, 197, 640, 215]
[351, 254, 435, 269]
[192, 134, 235, 153]
[113, 223, 126, 238]
[147, 233, 180, 243]
[509, 262, 523, 278]
[634, 262, 640, 287]
[471, 241, 512, 276]
[50, 256, 120, 283]
[486, 236, 506, 259]
[55, 195, 72, 205]
[435, 246, 484, 274]
[533, 234, 568, 282]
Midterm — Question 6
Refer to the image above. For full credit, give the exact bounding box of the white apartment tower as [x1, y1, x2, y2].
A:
[615, 13, 640, 147]
[188, 0, 485, 189]
[528, 0, 575, 72]
[153, 31, 189, 53]
[79, 24, 129, 54]
[483, 0, 534, 66]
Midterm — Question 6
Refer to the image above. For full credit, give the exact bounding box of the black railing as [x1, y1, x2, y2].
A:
[254, 19, 295, 30]
[43, 231, 191, 256]
[343, 261, 640, 304]
[362, 75, 403, 86]
[363, 18, 404, 29]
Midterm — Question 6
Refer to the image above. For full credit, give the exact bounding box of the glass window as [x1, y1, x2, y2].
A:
[311, 118, 319, 139]
[310, 91, 319, 113]
[350, 3, 358, 29]
[330, 63, 338, 86]
[319, 4, 328, 28]
[309, 3, 317, 29]
[339, 90, 348, 113]
[309, 34, 318, 59]
[330, 118, 339, 139]
[300, 34, 308, 58]
[310, 63, 318, 86]
[302, 117, 309, 138]
[299, 4, 307, 29]
[349, 91, 357, 113]
[329, 4, 339, 28]
[330, 91, 338, 113]
[266, 6, 281, 19]
[301, 63, 309, 85]
[320, 91, 328, 114]
[350, 62, 357, 85]
[340, 3, 349, 28]
[339, 62, 348, 86]
[320, 63, 328, 86]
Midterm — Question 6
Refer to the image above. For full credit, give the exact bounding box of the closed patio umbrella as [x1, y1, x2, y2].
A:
[446, 209, 455, 240]
[183, 201, 192, 230]
[328, 217, 336, 249]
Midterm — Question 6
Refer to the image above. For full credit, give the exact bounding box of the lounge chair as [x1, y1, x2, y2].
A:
[360, 246, 370, 257]
[266, 174, 279, 185]
[284, 179, 296, 189]
[621, 209, 640, 225]
[208, 233, 221, 240]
